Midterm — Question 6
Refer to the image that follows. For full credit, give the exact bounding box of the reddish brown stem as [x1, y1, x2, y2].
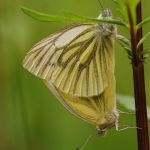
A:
[126, 2, 149, 150]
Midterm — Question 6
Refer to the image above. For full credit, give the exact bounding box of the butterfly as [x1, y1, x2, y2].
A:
[23, 8, 119, 135]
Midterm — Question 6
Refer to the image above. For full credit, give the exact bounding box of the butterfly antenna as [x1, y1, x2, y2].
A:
[97, 0, 104, 10]
[75, 132, 96, 150]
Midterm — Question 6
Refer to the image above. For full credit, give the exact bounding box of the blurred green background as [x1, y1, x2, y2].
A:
[0, 0, 149, 150]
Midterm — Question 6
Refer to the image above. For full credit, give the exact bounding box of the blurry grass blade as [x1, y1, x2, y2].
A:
[123, 47, 132, 53]
[117, 40, 132, 59]
[75, 135, 93, 150]
[112, 0, 121, 6]
[112, 0, 140, 24]
[117, 94, 135, 110]
[123, 47, 132, 58]
[21, 6, 127, 27]
[144, 47, 150, 53]
[112, 0, 127, 20]
[137, 17, 150, 29]
[116, 34, 132, 58]
[143, 54, 149, 59]
[137, 32, 150, 48]
[141, 48, 150, 59]
[116, 34, 130, 46]
[125, 0, 140, 6]
[112, 0, 140, 23]
[113, 0, 140, 23]
[141, 48, 150, 55]
[117, 94, 150, 121]
[21, 6, 69, 22]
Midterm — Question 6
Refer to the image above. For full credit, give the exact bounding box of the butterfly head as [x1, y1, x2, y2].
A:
[96, 111, 119, 136]
[96, 122, 115, 136]
[97, 8, 117, 36]
[96, 125, 109, 136]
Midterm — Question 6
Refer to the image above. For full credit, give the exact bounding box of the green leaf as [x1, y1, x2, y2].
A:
[137, 32, 150, 48]
[123, 47, 133, 58]
[20, 6, 69, 22]
[116, 34, 133, 59]
[143, 54, 149, 59]
[140, 48, 150, 60]
[113, 0, 140, 9]
[126, 0, 140, 24]
[141, 48, 150, 59]
[137, 17, 150, 29]
[144, 47, 150, 53]
[112, 0, 128, 21]
[118, 44, 133, 59]
[63, 11, 128, 26]
[116, 34, 130, 46]
[117, 94, 150, 121]
[124, 0, 140, 15]
[125, 0, 140, 7]
[75, 135, 93, 150]
[20, 6, 127, 27]
[112, 0, 140, 24]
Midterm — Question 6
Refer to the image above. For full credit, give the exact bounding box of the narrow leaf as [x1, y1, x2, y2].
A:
[112, 0, 140, 23]
[125, 0, 140, 7]
[140, 48, 150, 60]
[117, 94, 150, 121]
[116, 34, 130, 46]
[137, 32, 150, 48]
[137, 17, 150, 29]
[144, 47, 150, 53]
[21, 6, 69, 22]
[116, 35, 133, 58]
[141, 48, 150, 58]
[112, 0, 120, 6]
[143, 54, 149, 59]
[21, 6, 127, 27]
[123, 47, 132, 57]
[112, 0, 128, 21]
[63, 11, 127, 26]
[118, 43, 132, 59]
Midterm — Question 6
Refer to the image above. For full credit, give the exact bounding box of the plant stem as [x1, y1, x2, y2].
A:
[126, 1, 149, 150]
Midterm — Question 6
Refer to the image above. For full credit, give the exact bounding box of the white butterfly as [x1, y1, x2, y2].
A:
[23, 8, 119, 135]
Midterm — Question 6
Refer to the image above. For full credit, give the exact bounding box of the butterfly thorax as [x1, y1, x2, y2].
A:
[96, 111, 119, 136]
[97, 8, 117, 37]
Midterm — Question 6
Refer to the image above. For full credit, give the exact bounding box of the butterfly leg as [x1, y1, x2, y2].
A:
[116, 125, 142, 132]
[117, 109, 135, 115]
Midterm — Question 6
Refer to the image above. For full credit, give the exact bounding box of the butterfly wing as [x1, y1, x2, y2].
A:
[43, 75, 116, 127]
[43, 79, 104, 126]
[23, 23, 115, 97]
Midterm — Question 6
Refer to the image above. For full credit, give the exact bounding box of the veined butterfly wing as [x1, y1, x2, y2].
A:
[44, 74, 118, 133]
[23, 8, 118, 134]
[23, 22, 116, 97]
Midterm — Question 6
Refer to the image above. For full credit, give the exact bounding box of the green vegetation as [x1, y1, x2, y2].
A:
[0, 0, 149, 150]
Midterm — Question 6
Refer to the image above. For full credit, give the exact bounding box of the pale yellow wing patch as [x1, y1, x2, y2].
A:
[44, 77, 116, 126]
[23, 24, 115, 97]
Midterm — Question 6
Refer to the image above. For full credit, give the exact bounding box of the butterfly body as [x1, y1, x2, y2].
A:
[23, 8, 118, 135]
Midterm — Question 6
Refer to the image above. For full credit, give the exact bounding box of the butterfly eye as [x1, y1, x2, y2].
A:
[96, 125, 108, 136]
